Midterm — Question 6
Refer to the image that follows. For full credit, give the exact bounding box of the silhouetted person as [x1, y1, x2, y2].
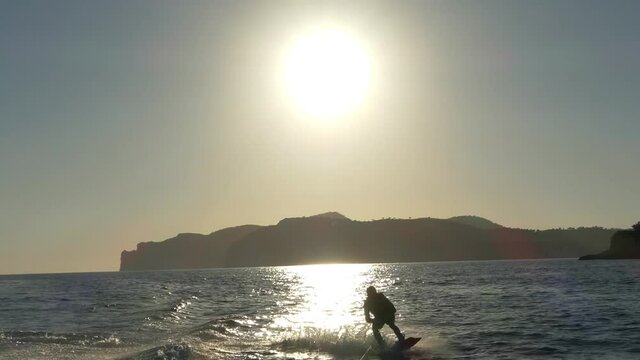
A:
[364, 286, 404, 347]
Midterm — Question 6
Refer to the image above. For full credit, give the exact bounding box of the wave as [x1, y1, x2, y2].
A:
[0, 330, 123, 348]
[1, 312, 434, 359]
[272, 326, 373, 357]
[272, 328, 440, 360]
[119, 321, 380, 360]
[2, 317, 435, 360]
[117, 343, 191, 360]
[119, 315, 270, 360]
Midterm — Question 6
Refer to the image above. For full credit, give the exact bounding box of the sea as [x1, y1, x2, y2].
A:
[1, 259, 639, 359]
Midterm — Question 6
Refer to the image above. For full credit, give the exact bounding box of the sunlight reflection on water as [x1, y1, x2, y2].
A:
[272, 264, 374, 331]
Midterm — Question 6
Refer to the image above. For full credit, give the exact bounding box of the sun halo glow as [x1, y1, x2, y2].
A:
[284, 30, 371, 119]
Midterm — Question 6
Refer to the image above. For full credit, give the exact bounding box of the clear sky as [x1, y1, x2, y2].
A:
[1, 0, 639, 274]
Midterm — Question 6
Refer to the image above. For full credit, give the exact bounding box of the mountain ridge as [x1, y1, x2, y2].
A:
[120, 213, 616, 271]
[447, 215, 503, 230]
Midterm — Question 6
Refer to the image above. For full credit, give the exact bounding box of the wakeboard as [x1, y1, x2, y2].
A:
[376, 337, 421, 359]
[389, 337, 421, 352]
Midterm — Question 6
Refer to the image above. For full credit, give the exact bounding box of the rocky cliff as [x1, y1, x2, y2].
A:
[579, 227, 640, 260]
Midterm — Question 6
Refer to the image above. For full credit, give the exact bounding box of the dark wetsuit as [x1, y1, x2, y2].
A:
[364, 292, 404, 346]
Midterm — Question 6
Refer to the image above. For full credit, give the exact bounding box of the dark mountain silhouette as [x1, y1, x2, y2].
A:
[120, 213, 617, 271]
[309, 211, 351, 220]
[120, 225, 260, 271]
[447, 215, 503, 230]
[579, 221, 640, 260]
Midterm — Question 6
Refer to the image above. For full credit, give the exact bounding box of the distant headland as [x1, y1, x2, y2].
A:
[119, 212, 618, 271]
[579, 222, 640, 260]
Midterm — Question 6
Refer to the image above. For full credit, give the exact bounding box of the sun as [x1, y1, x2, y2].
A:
[284, 29, 371, 118]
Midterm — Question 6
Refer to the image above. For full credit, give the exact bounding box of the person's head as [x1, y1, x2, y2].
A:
[366, 286, 377, 296]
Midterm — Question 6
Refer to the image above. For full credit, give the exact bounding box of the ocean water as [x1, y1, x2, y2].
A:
[1, 259, 639, 359]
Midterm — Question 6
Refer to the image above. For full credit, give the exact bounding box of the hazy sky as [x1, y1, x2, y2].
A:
[2, 0, 639, 274]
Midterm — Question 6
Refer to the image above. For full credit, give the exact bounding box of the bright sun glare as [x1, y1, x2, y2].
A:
[284, 29, 371, 118]
[272, 264, 372, 331]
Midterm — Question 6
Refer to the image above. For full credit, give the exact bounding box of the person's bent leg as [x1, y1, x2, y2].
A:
[372, 320, 385, 347]
[387, 319, 405, 342]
